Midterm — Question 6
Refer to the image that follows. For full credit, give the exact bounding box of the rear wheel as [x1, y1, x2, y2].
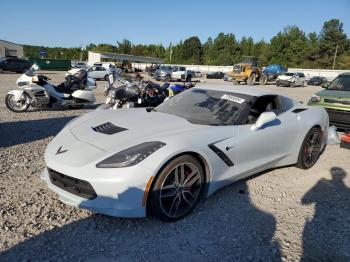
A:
[104, 75, 109, 81]
[247, 73, 256, 85]
[296, 127, 323, 169]
[149, 155, 205, 222]
[291, 82, 295, 88]
[5, 93, 30, 113]
[0, 67, 3, 74]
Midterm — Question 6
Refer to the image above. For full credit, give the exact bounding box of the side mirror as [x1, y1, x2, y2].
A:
[251, 112, 277, 131]
[321, 83, 329, 89]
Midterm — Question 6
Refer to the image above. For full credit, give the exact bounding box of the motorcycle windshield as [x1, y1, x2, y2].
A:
[24, 64, 40, 77]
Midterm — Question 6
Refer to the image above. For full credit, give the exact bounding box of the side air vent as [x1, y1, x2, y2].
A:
[92, 122, 127, 135]
[292, 108, 308, 113]
[208, 144, 234, 167]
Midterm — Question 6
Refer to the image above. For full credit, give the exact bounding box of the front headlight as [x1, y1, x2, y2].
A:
[96, 141, 166, 168]
[310, 95, 321, 102]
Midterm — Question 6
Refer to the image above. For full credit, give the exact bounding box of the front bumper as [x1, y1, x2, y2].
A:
[308, 102, 350, 130]
[276, 80, 292, 86]
[41, 164, 153, 217]
[325, 108, 350, 130]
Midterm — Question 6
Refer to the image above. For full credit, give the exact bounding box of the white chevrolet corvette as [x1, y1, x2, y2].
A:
[42, 85, 329, 221]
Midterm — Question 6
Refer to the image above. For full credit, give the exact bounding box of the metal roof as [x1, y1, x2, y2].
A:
[92, 51, 163, 63]
[0, 39, 23, 46]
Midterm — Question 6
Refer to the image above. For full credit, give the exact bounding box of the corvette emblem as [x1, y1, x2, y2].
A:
[56, 146, 68, 155]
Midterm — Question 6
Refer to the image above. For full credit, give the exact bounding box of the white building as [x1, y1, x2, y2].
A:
[0, 39, 24, 59]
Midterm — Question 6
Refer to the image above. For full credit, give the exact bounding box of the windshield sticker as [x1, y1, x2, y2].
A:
[221, 94, 245, 104]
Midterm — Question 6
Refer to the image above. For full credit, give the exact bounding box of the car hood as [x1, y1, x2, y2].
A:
[315, 89, 350, 99]
[69, 108, 205, 151]
[278, 75, 293, 80]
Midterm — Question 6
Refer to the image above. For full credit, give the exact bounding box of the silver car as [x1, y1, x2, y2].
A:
[87, 64, 117, 81]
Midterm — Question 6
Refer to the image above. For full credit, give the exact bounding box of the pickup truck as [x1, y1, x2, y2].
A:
[154, 66, 195, 82]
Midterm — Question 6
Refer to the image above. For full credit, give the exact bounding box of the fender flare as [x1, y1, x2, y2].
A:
[7, 90, 25, 102]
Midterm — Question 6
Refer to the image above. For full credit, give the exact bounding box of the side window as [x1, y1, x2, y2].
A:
[172, 67, 178, 72]
[180, 67, 186, 71]
[97, 66, 105, 71]
[245, 95, 282, 124]
[279, 96, 294, 112]
[300, 73, 305, 78]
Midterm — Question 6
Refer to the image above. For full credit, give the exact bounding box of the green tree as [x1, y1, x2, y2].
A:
[318, 19, 349, 69]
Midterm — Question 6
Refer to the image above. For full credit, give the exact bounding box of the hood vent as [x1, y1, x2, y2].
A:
[92, 122, 127, 135]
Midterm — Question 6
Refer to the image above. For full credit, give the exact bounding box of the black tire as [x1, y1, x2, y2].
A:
[68, 105, 84, 109]
[0, 67, 3, 74]
[296, 127, 323, 169]
[259, 74, 268, 85]
[5, 93, 30, 113]
[164, 75, 171, 82]
[185, 75, 192, 82]
[104, 75, 109, 81]
[291, 82, 295, 88]
[149, 155, 205, 222]
[232, 79, 239, 85]
[247, 73, 256, 85]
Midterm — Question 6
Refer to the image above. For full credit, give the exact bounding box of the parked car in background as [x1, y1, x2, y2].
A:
[259, 64, 287, 85]
[87, 63, 117, 81]
[194, 71, 202, 78]
[72, 62, 87, 69]
[308, 76, 328, 86]
[154, 66, 194, 82]
[0, 58, 32, 73]
[223, 73, 233, 81]
[276, 72, 306, 87]
[308, 73, 350, 130]
[206, 71, 225, 79]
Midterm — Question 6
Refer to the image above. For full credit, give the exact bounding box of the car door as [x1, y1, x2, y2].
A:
[88, 66, 99, 79]
[171, 67, 180, 79]
[96, 66, 107, 79]
[236, 95, 300, 178]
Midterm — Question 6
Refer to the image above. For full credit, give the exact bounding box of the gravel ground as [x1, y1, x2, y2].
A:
[0, 71, 349, 262]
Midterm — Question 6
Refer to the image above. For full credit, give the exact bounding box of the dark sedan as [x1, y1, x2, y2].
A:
[206, 71, 225, 79]
[308, 76, 328, 86]
[0, 58, 32, 73]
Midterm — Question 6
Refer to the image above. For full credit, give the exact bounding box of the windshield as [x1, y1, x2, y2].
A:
[283, 73, 294, 76]
[156, 88, 253, 126]
[327, 75, 350, 91]
[24, 64, 39, 77]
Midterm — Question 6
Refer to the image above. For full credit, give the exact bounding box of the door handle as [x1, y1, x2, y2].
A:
[225, 146, 234, 151]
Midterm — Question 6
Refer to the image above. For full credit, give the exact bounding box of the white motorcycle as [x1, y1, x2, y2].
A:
[5, 64, 96, 113]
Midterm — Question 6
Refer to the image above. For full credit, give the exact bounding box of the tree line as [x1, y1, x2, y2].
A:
[24, 19, 350, 69]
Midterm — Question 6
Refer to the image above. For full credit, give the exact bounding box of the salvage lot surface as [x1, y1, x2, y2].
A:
[0, 71, 349, 261]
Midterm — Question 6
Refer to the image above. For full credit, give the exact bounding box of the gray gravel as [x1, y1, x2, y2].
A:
[0, 72, 349, 262]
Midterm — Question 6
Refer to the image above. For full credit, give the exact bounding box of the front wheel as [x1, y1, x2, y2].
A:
[259, 74, 268, 85]
[104, 75, 109, 81]
[0, 67, 4, 74]
[164, 75, 171, 82]
[5, 93, 30, 113]
[291, 82, 295, 88]
[296, 127, 323, 169]
[149, 155, 205, 222]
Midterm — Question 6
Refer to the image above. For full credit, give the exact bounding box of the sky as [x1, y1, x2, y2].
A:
[1, 0, 349, 48]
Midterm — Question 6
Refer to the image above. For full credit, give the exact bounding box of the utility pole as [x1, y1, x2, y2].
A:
[169, 43, 173, 63]
[332, 43, 338, 70]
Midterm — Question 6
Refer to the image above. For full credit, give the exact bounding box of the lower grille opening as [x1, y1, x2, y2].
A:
[48, 168, 97, 200]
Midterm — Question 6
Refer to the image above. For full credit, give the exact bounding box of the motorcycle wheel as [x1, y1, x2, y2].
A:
[5, 93, 30, 113]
